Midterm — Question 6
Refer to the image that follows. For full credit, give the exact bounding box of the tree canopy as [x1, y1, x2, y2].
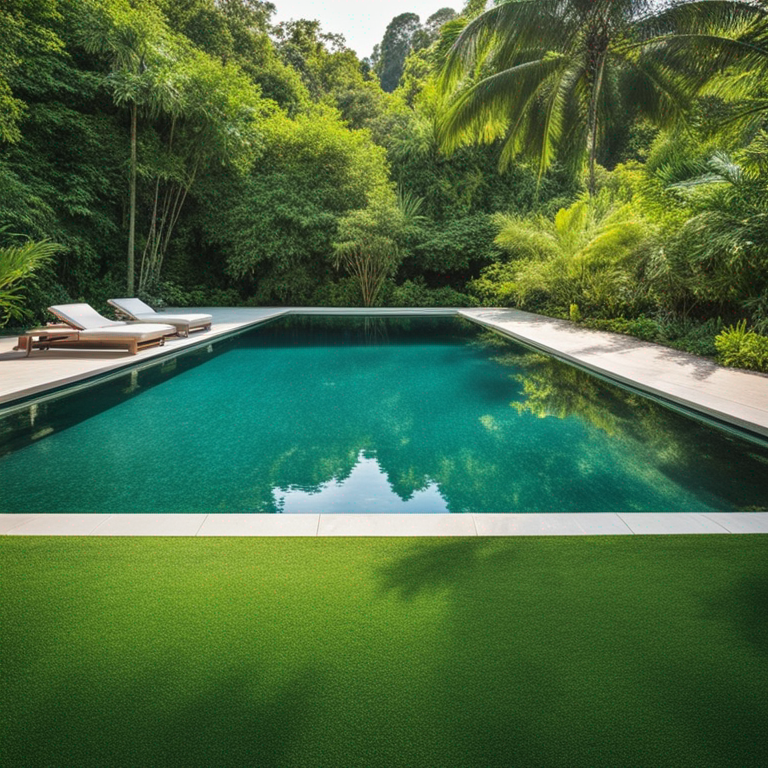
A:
[1, 0, 767, 369]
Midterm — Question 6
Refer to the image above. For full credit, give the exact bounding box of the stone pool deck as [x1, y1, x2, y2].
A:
[2, 512, 768, 536]
[1, 306, 767, 535]
[465, 308, 768, 439]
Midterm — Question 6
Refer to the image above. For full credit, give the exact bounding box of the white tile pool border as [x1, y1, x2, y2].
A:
[1, 512, 767, 536]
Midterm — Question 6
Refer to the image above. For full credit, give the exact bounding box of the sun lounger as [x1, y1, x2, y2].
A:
[39, 303, 177, 355]
[108, 298, 212, 337]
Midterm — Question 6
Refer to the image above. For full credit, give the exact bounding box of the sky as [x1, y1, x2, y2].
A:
[271, 1, 459, 60]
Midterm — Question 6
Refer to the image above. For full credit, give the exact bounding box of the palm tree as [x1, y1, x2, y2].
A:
[438, 0, 768, 194]
[664, 150, 768, 319]
[0, 230, 61, 326]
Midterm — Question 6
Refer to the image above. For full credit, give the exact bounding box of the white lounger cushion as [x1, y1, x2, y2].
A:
[110, 297, 155, 316]
[50, 303, 124, 330]
[131, 312, 212, 324]
[108, 298, 212, 326]
[78, 324, 175, 340]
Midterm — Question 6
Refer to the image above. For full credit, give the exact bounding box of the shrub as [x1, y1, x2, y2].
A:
[715, 321, 768, 372]
[569, 303, 581, 322]
[468, 262, 521, 307]
[309, 277, 365, 307]
[389, 279, 478, 308]
[657, 316, 723, 357]
[157, 281, 241, 307]
[581, 316, 661, 342]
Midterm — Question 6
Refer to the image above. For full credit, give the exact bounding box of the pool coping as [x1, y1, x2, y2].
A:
[1, 512, 767, 536]
[2, 307, 767, 536]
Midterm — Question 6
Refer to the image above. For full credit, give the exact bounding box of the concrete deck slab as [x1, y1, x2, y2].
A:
[618, 513, 729, 534]
[1, 513, 766, 536]
[701, 512, 768, 533]
[0, 514, 43, 534]
[197, 514, 320, 536]
[91, 514, 207, 536]
[473, 513, 632, 536]
[7, 514, 110, 535]
[317, 513, 478, 536]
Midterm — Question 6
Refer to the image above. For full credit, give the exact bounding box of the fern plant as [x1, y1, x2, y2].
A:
[0, 229, 61, 327]
[486, 190, 650, 314]
[715, 320, 768, 372]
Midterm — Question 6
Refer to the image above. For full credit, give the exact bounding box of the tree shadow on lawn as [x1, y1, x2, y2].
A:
[706, 570, 768, 658]
[1, 658, 320, 768]
[376, 537, 768, 768]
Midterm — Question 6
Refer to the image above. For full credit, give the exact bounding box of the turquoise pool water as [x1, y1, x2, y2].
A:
[1, 316, 767, 513]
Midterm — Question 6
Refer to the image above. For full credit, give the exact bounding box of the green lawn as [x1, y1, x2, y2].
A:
[1, 536, 767, 767]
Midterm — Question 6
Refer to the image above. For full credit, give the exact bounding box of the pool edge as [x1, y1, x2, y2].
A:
[2, 512, 767, 537]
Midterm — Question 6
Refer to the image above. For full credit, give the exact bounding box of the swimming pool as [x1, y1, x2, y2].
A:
[1, 315, 766, 514]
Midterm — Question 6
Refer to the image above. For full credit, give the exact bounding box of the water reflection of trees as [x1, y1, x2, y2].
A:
[1, 318, 767, 513]
[229, 322, 768, 513]
[491, 343, 768, 511]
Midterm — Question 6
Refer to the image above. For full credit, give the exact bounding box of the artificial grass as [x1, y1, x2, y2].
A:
[1, 536, 767, 767]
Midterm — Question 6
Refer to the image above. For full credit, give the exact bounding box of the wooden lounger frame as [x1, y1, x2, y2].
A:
[22, 329, 165, 356]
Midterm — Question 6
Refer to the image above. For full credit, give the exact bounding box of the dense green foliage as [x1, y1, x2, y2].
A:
[220, 109, 391, 304]
[1, 0, 767, 370]
[3, 536, 768, 766]
[437, 0, 767, 191]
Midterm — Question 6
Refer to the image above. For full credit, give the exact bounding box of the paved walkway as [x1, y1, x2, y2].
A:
[459, 308, 768, 438]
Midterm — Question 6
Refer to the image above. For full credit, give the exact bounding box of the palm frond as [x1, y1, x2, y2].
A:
[491, 3, 578, 70]
[493, 212, 559, 260]
[666, 151, 743, 189]
[438, 1, 565, 92]
[0, 237, 61, 326]
[530, 61, 582, 178]
[649, 33, 767, 81]
[439, 55, 566, 154]
[618, 52, 692, 127]
[396, 188, 427, 228]
[581, 220, 647, 266]
[0, 238, 61, 291]
[633, 1, 767, 42]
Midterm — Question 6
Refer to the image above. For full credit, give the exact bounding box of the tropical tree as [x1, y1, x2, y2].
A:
[0, 229, 61, 326]
[333, 190, 425, 307]
[79, 0, 177, 295]
[438, 0, 768, 194]
[223, 109, 393, 305]
[0, 0, 63, 144]
[375, 13, 423, 92]
[138, 46, 267, 295]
